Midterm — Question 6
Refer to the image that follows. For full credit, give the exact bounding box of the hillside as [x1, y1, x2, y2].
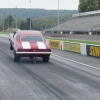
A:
[0, 8, 78, 30]
[0, 8, 78, 19]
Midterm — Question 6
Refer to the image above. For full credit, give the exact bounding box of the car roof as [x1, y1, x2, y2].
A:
[17, 30, 43, 36]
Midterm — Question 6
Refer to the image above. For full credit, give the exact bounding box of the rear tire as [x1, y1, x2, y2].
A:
[13, 50, 20, 62]
[43, 56, 49, 62]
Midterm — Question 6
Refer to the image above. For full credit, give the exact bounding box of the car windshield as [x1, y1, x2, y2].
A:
[21, 36, 43, 42]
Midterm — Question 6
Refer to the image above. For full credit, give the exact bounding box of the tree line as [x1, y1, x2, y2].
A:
[0, 8, 78, 31]
[0, 14, 76, 31]
[0, 8, 77, 19]
[1, 2, 100, 31]
[78, 0, 100, 12]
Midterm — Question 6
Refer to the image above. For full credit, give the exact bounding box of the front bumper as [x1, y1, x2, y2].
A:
[16, 52, 52, 54]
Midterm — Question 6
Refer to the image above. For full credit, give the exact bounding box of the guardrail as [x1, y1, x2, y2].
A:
[86, 44, 100, 57]
[46, 39, 100, 58]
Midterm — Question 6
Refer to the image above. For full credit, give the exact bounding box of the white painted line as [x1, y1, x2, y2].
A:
[52, 54, 100, 71]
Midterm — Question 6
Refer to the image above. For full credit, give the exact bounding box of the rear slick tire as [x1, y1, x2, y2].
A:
[13, 50, 20, 62]
[43, 56, 49, 62]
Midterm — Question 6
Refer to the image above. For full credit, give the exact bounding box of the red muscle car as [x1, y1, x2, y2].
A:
[9, 30, 52, 62]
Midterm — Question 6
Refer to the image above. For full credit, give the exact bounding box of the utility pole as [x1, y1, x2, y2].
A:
[8, 11, 9, 30]
[15, 6, 17, 30]
[2, 13, 4, 31]
[30, 0, 31, 30]
[57, 0, 59, 36]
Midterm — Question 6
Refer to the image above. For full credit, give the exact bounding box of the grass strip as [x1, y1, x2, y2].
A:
[0, 31, 14, 34]
[45, 37, 100, 45]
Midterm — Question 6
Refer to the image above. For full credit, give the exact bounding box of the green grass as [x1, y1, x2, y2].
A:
[45, 37, 100, 45]
[0, 30, 14, 34]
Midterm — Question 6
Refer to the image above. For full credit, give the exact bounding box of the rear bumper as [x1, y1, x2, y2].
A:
[16, 52, 52, 54]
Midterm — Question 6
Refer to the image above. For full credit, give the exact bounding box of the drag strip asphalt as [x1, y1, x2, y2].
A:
[0, 37, 100, 100]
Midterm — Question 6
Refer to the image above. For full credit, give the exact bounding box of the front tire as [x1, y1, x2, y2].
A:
[13, 50, 20, 62]
[10, 43, 13, 50]
[43, 56, 49, 62]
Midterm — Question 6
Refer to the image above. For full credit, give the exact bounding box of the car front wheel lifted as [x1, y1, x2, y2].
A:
[10, 43, 13, 50]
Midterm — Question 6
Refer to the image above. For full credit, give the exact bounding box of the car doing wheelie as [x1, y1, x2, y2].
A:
[9, 30, 52, 62]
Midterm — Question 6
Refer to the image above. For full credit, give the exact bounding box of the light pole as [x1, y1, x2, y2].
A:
[15, 6, 17, 30]
[2, 13, 4, 31]
[57, 0, 59, 36]
[30, 0, 31, 30]
[8, 12, 9, 30]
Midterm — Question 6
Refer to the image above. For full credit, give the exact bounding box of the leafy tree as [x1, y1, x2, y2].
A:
[0, 8, 78, 30]
[4, 18, 8, 30]
[0, 24, 2, 31]
[19, 21, 25, 30]
[19, 18, 33, 30]
[96, 0, 100, 9]
[78, 0, 88, 12]
[7, 15, 14, 28]
[78, 0, 100, 12]
[25, 18, 30, 30]
[25, 18, 33, 30]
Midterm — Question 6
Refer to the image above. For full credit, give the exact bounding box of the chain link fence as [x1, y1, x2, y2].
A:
[42, 33, 100, 41]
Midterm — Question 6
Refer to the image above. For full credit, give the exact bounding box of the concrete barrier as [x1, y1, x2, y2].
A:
[46, 39, 100, 58]
[63, 42, 81, 53]
[80, 43, 87, 55]
[86, 44, 100, 57]
[48, 39, 61, 50]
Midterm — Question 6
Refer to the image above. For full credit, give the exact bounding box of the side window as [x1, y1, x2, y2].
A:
[14, 33, 18, 40]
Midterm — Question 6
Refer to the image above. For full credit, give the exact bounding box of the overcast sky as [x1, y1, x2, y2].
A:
[1, 0, 79, 10]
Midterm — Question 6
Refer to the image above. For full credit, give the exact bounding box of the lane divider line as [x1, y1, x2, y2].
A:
[52, 54, 100, 71]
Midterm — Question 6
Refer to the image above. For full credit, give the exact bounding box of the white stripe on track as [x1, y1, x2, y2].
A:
[52, 54, 100, 71]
